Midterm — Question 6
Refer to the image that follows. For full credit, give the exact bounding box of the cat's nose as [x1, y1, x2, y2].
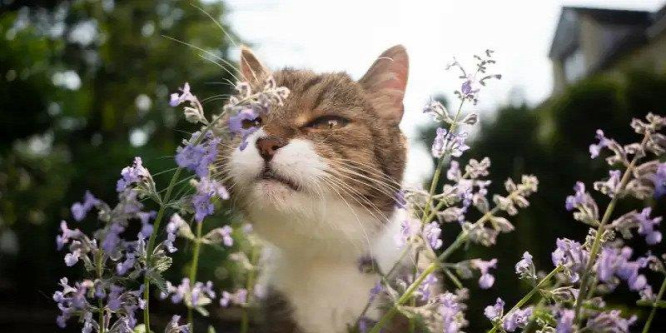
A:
[256, 136, 287, 161]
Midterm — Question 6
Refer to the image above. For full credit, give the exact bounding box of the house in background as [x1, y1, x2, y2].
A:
[549, 4, 666, 94]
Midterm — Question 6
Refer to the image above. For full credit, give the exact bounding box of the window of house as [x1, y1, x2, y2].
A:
[564, 48, 586, 83]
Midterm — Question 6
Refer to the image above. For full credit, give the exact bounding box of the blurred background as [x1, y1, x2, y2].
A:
[1, 0, 666, 332]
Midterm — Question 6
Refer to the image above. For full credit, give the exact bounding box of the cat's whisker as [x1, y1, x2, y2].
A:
[327, 167, 400, 200]
[328, 158, 403, 188]
[201, 94, 233, 103]
[189, 3, 239, 48]
[322, 175, 391, 225]
[319, 178, 374, 253]
[162, 35, 241, 82]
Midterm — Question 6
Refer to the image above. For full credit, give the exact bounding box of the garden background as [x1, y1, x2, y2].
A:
[1, 0, 665, 331]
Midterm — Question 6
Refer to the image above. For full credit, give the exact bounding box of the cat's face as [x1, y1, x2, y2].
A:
[220, 46, 409, 250]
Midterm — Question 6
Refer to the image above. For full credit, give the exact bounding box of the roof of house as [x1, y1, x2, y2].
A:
[548, 6, 653, 61]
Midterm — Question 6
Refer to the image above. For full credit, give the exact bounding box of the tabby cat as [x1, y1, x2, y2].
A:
[221, 45, 414, 333]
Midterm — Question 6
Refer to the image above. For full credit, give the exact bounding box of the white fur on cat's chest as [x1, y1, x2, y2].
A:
[257, 210, 405, 333]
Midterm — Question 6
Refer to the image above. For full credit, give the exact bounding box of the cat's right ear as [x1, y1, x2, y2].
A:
[359, 45, 409, 126]
[240, 45, 270, 83]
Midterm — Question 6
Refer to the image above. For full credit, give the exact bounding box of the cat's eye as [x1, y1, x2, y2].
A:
[241, 116, 262, 129]
[305, 116, 349, 130]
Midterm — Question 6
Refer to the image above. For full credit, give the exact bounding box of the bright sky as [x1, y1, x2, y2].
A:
[221, 0, 666, 183]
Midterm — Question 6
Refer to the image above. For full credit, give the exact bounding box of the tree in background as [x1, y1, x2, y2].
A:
[0, 1, 236, 330]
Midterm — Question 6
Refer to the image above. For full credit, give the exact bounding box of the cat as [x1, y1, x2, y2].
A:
[221, 45, 413, 333]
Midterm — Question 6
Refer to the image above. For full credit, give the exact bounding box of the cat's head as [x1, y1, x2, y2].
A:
[220, 45, 409, 251]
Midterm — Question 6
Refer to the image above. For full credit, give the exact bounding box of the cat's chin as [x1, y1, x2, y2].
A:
[251, 179, 298, 206]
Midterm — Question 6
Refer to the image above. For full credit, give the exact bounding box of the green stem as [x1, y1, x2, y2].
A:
[642, 276, 666, 333]
[143, 167, 183, 330]
[438, 192, 517, 262]
[142, 112, 227, 330]
[368, 263, 438, 333]
[187, 221, 204, 331]
[240, 245, 260, 333]
[573, 134, 648, 325]
[96, 251, 106, 333]
[488, 267, 561, 333]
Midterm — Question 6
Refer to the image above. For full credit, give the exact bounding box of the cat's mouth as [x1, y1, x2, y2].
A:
[257, 167, 300, 191]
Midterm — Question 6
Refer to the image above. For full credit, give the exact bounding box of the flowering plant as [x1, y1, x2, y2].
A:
[53, 48, 666, 333]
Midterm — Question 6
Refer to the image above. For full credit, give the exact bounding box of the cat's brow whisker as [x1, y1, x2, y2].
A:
[189, 3, 239, 48]
[201, 94, 233, 103]
[162, 35, 241, 82]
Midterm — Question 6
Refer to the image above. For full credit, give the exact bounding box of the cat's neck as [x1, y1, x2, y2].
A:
[250, 202, 405, 333]
[248, 192, 403, 261]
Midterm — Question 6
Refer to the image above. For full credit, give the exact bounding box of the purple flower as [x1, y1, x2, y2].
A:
[423, 221, 443, 250]
[53, 278, 93, 329]
[368, 282, 383, 303]
[165, 214, 186, 253]
[565, 182, 586, 211]
[116, 157, 151, 193]
[586, 310, 636, 333]
[136, 210, 156, 238]
[175, 132, 221, 178]
[654, 162, 666, 198]
[192, 192, 214, 223]
[552, 238, 588, 283]
[219, 291, 231, 307]
[213, 225, 234, 247]
[64, 246, 81, 266]
[56, 221, 82, 251]
[395, 219, 412, 247]
[432, 128, 470, 158]
[418, 273, 438, 301]
[515, 251, 534, 279]
[165, 315, 190, 333]
[461, 76, 480, 97]
[71, 191, 99, 221]
[556, 309, 575, 333]
[107, 284, 124, 311]
[219, 288, 248, 307]
[596, 246, 651, 293]
[438, 292, 467, 333]
[446, 160, 461, 181]
[593, 170, 622, 198]
[635, 207, 662, 245]
[589, 129, 609, 158]
[484, 298, 504, 321]
[502, 307, 532, 332]
[116, 253, 135, 275]
[472, 258, 497, 289]
[394, 190, 406, 209]
[229, 108, 261, 151]
[169, 82, 194, 107]
[101, 222, 125, 253]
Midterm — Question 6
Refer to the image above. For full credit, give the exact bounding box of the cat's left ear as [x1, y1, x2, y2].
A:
[359, 45, 409, 126]
[239, 45, 270, 83]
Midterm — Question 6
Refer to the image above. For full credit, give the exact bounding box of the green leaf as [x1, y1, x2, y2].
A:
[82, 255, 96, 272]
[146, 270, 168, 294]
[207, 326, 217, 333]
[636, 300, 666, 308]
[152, 254, 173, 273]
[195, 305, 210, 317]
